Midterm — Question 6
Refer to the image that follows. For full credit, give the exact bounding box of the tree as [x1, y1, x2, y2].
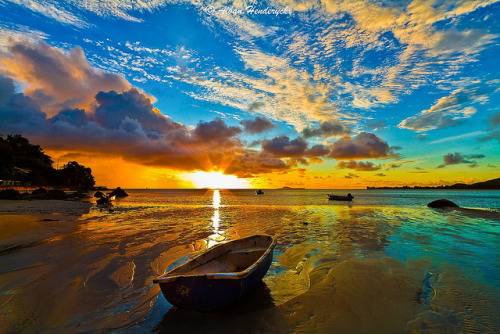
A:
[59, 161, 95, 189]
[0, 135, 15, 180]
[0, 134, 53, 184]
[0, 134, 96, 188]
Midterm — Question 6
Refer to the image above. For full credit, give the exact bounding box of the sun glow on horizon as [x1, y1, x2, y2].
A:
[183, 171, 250, 189]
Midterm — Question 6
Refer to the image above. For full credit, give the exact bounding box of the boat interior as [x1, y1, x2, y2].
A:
[172, 247, 268, 276]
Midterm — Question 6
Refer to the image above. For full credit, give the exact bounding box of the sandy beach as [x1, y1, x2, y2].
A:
[1, 190, 499, 333]
[0, 200, 92, 250]
[449, 207, 500, 221]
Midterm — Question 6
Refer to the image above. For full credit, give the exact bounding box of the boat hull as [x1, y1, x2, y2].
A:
[327, 195, 353, 201]
[154, 235, 276, 311]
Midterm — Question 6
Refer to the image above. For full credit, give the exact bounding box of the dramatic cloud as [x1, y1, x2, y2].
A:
[328, 132, 399, 160]
[163, 0, 499, 128]
[0, 74, 246, 173]
[224, 152, 289, 178]
[0, 71, 314, 178]
[365, 120, 385, 130]
[6, 1, 497, 135]
[262, 135, 329, 159]
[477, 111, 500, 142]
[438, 152, 485, 168]
[336, 161, 381, 171]
[1, 0, 498, 186]
[0, 76, 47, 133]
[194, 118, 242, 143]
[240, 116, 275, 134]
[302, 120, 352, 138]
[0, 36, 345, 179]
[0, 39, 130, 115]
[180, 47, 344, 131]
[399, 82, 499, 132]
[94, 88, 183, 136]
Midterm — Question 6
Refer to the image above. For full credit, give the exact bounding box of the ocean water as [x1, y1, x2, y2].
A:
[1, 189, 499, 333]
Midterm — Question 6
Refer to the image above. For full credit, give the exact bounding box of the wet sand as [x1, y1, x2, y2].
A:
[449, 207, 500, 221]
[0, 200, 92, 250]
[0, 192, 499, 333]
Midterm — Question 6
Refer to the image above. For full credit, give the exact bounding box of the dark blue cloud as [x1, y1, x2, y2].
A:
[240, 116, 275, 133]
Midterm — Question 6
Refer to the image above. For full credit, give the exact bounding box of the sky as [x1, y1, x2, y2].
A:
[0, 0, 499, 189]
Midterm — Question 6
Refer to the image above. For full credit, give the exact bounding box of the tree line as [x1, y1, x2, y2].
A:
[0, 134, 95, 189]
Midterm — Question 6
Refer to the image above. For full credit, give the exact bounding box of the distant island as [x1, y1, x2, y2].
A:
[367, 178, 500, 190]
[280, 186, 306, 189]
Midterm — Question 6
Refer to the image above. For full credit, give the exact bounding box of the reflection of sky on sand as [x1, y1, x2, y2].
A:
[1, 190, 499, 333]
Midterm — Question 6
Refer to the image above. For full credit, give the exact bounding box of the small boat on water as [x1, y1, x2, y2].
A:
[153, 235, 276, 311]
[327, 193, 354, 201]
[256, 189, 264, 195]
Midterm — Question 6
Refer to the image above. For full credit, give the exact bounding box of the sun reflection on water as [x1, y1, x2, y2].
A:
[209, 190, 224, 245]
[213, 189, 220, 209]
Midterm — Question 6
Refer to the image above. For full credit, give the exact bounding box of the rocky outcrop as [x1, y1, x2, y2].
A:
[427, 199, 459, 208]
[109, 187, 128, 198]
[94, 191, 106, 199]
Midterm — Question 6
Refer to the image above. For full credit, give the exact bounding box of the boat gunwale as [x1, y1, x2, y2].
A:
[153, 235, 276, 283]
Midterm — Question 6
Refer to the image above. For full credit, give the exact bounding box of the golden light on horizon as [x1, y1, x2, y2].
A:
[183, 171, 250, 189]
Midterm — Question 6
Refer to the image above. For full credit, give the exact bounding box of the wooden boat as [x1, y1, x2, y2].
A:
[327, 193, 353, 201]
[153, 235, 276, 311]
[256, 189, 264, 195]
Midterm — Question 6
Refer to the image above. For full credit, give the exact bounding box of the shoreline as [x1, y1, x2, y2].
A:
[0, 195, 499, 332]
[0, 200, 92, 250]
[448, 207, 500, 221]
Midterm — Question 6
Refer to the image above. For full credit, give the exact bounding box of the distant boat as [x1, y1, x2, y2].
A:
[327, 193, 354, 201]
[153, 235, 276, 311]
[256, 189, 264, 195]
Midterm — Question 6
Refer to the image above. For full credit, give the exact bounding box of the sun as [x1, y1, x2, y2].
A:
[183, 171, 250, 189]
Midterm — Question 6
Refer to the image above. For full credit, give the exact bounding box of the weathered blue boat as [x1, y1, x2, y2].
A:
[153, 235, 276, 311]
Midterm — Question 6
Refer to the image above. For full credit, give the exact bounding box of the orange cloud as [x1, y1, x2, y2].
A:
[0, 39, 403, 182]
[0, 39, 130, 115]
[0, 68, 292, 178]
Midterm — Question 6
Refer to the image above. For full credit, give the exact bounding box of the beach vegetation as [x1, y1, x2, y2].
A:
[0, 134, 95, 188]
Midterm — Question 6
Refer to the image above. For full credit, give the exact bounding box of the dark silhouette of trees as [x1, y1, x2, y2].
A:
[0, 134, 95, 188]
[59, 161, 95, 188]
